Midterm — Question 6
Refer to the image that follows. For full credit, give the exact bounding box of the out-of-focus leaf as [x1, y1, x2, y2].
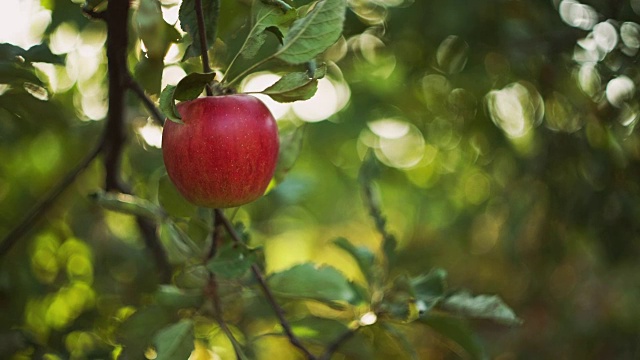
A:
[134, 57, 164, 95]
[239, 1, 296, 60]
[274, 124, 305, 183]
[267, 263, 359, 305]
[135, 0, 180, 59]
[89, 191, 166, 220]
[380, 323, 419, 360]
[173, 72, 215, 101]
[440, 291, 522, 326]
[421, 314, 487, 360]
[289, 317, 349, 344]
[0, 63, 43, 86]
[117, 306, 174, 359]
[260, 64, 325, 102]
[24, 44, 64, 65]
[158, 174, 198, 218]
[159, 85, 181, 123]
[206, 242, 259, 279]
[155, 285, 204, 310]
[0, 43, 63, 65]
[179, 0, 220, 60]
[153, 319, 195, 360]
[359, 152, 397, 264]
[174, 265, 209, 289]
[275, 0, 347, 64]
[333, 237, 375, 284]
[412, 268, 447, 316]
[159, 222, 203, 264]
[381, 274, 420, 322]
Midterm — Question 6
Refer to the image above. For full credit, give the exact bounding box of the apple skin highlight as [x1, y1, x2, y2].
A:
[162, 95, 279, 208]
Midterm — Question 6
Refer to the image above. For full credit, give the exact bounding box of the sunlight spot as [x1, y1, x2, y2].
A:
[592, 22, 618, 53]
[292, 78, 344, 122]
[50, 22, 80, 55]
[606, 76, 635, 108]
[364, 118, 425, 169]
[559, 0, 597, 30]
[137, 120, 164, 148]
[486, 82, 544, 138]
[359, 311, 378, 326]
[368, 118, 410, 139]
[0, 0, 51, 48]
[161, 65, 187, 88]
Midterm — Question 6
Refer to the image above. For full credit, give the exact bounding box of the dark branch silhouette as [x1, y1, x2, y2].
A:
[105, 0, 171, 283]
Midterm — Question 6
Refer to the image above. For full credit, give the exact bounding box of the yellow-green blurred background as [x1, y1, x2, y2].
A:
[2, 0, 640, 359]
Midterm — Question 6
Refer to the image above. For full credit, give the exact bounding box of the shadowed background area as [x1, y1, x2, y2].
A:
[1, 0, 640, 359]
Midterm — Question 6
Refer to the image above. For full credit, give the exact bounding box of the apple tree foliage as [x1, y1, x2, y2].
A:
[18, 0, 640, 359]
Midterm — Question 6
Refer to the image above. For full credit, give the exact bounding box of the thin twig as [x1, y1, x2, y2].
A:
[194, 0, 214, 96]
[205, 210, 245, 359]
[214, 209, 316, 359]
[105, 0, 171, 283]
[124, 73, 165, 126]
[250, 264, 317, 359]
[0, 139, 104, 258]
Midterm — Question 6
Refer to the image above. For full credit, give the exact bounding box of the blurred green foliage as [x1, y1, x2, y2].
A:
[2, 0, 640, 359]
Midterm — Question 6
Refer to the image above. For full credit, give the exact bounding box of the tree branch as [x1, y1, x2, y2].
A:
[124, 73, 165, 126]
[105, 0, 171, 283]
[0, 139, 103, 258]
[214, 209, 316, 359]
[194, 0, 215, 96]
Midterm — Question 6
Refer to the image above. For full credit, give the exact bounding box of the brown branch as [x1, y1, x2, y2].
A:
[124, 73, 165, 126]
[0, 139, 103, 258]
[194, 0, 215, 96]
[105, 0, 171, 283]
[215, 209, 316, 359]
[205, 210, 244, 359]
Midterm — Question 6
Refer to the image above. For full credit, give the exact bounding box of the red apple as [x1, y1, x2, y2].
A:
[162, 94, 279, 208]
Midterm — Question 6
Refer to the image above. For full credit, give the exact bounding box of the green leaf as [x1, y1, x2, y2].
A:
[267, 263, 358, 305]
[275, 0, 347, 64]
[0, 43, 26, 61]
[174, 72, 216, 101]
[117, 306, 174, 359]
[420, 314, 487, 360]
[411, 268, 447, 316]
[260, 63, 326, 102]
[159, 85, 182, 123]
[24, 44, 65, 65]
[289, 317, 349, 344]
[135, 0, 180, 59]
[0, 63, 43, 86]
[158, 174, 198, 218]
[179, 0, 220, 60]
[240, 1, 296, 60]
[89, 191, 166, 220]
[332, 237, 375, 284]
[440, 291, 522, 326]
[0, 43, 63, 65]
[381, 274, 420, 322]
[159, 222, 203, 264]
[134, 56, 164, 95]
[153, 319, 195, 360]
[274, 124, 305, 183]
[155, 285, 204, 310]
[206, 242, 258, 279]
[380, 323, 419, 360]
